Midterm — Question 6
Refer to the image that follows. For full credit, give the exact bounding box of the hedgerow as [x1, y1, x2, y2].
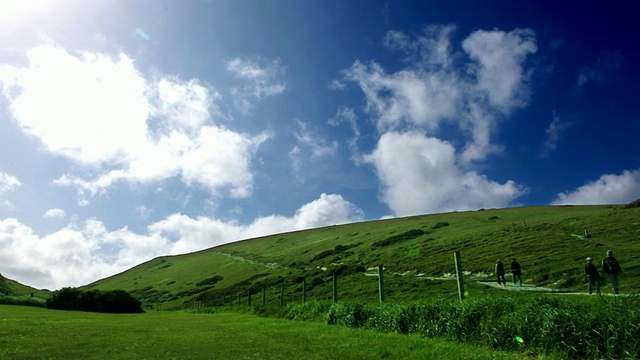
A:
[286, 294, 640, 359]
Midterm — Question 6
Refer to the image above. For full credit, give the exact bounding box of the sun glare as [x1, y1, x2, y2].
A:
[0, 0, 56, 29]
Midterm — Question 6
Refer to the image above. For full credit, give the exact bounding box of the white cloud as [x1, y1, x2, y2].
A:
[0, 172, 20, 193]
[462, 28, 537, 112]
[364, 131, 526, 216]
[328, 107, 361, 161]
[0, 45, 149, 164]
[0, 45, 269, 202]
[344, 59, 462, 133]
[0, 172, 20, 210]
[540, 111, 573, 157]
[0, 193, 363, 289]
[150, 193, 364, 255]
[292, 120, 338, 158]
[289, 120, 339, 181]
[226, 57, 286, 114]
[344, 25, 537, 163]
[343, 26, 535, 214]
[552, 170, 640, 205]
[43, 208, 66, 218]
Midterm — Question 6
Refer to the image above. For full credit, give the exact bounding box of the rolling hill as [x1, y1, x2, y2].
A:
[0, 273, 51, 299]
[82, 204, 640, 309]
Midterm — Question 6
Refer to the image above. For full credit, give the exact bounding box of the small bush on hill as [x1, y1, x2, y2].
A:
[310, 243, 363, 262]
[47, 287, 143, 313]
[371, 229, 426, 249]
[432, 222, 449, 229]
[624, 198, 640, 209]
[196, 275, 224, 287]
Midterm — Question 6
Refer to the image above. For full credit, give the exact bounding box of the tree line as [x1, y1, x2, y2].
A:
[46, 287, 143, 313]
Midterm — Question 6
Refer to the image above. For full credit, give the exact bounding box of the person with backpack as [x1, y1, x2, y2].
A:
[602, 250, 623, 294]
[511, 258, 522, 286]
[495, 260, 506, 286]
[584, 257, 600, 295]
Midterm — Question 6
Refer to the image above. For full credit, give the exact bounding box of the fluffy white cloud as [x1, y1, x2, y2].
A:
[553, 170, 640, 205]
[149, 193, 364, 254]
[343, 26, 535, 214]
[364, 131, 526, 215]
[344, 25, 536, 164]
[0, 45, 149, 164]
[0, 45, 269, 202]
[0, 193, 363, 290]
[462, 28, 537, 111]
[43, 208, 66, 219]
[0, 172, 20, 193]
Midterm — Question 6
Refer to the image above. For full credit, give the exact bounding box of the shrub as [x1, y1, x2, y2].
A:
[371, 229, 426, 249]
[432, 222, 450, 229]
[196, 275, 224, 287]
[47, 287, 143, 313]
[624, 198, 640, 209]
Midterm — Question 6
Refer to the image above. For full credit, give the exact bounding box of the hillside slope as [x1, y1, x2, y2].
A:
[84, 204, 640, 308]
[0, 273, 51, 298]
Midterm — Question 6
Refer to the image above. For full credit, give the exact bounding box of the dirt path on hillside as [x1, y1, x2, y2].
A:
[474, 279, 624, 296]
[414, 275, 625, 296]
[213, 251, 285, 269]
[215, 255, 624, 296]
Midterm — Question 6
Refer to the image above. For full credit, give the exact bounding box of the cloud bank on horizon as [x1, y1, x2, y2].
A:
[0, 1, 638, 289]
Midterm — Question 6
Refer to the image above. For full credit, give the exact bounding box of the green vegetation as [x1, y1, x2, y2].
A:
[0, 305, 520, 359]
[46, 287, 143, 313]
[0, 273, 50, 299]
[84, 204, 640, 309]
[284, 294, 640, 359]
[2, 203, 639, 358]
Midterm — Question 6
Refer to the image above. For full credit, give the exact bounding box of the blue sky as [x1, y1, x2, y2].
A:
[0, 0, 639, 290]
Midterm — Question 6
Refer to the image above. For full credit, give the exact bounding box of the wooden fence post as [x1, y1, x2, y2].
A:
[378, 264, 385, 303]
[454, 251, 465, 302]
[333, 272, 338, 303]
[247, 290, 252, 306]
[302, 279, 307, 303]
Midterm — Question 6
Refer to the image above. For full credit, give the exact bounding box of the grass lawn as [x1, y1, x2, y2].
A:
[0, 305, 525, 359]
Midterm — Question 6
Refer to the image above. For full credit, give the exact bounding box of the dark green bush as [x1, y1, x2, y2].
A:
[47, 287, 143, 313]
[196, 275, 224, 287]
[371, 229, 426, 249]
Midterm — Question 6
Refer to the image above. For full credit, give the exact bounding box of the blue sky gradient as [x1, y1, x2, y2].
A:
[0, 0, 638, 289]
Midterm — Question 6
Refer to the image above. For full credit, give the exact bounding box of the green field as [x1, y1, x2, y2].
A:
[2, 204, 639, 359]
[0, 305, 522, 360]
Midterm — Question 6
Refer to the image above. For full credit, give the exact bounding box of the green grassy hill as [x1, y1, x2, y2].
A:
[0, 273, 50, 297]
[84, 204, 640, 309]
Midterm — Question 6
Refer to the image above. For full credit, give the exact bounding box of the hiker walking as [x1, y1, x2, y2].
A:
[602, 250, 623, 294]
[584, 257, 600, 295]
[495, 260, 506, 286]
[511, 258, 522, 286]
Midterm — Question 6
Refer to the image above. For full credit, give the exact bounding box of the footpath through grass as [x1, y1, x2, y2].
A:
[0, 305, 520, 360]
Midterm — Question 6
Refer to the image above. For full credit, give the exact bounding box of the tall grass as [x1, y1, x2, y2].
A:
[288, 294, 640, 359]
